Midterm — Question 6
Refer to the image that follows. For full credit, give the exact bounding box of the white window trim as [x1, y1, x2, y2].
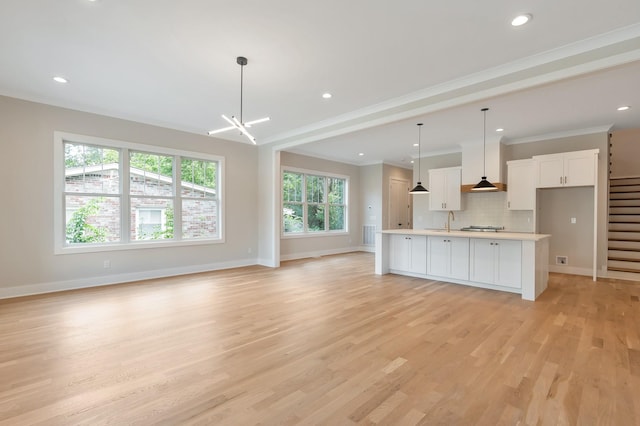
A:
[54, 131, 225, 254]
[281, 166, 349, 238]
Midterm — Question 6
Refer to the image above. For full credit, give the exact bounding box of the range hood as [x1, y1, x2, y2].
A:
[460, 137, 506, 192]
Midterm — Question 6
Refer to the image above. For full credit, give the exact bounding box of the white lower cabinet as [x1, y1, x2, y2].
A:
[469, 239, 522, 288]
[427, 236, 469, 280]
[389, 234, 427, 274]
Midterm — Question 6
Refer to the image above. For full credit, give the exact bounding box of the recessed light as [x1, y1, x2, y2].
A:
[496, 128, 504, 132]
[322, 93, 332, 99]
[358, 152, 364, 156]
[617, 106, 631, 111]
[53, 76, 68, 83]
[413, 143, 419, 147]
[511, 14, 532, 27]
[410, 160, 415, 164]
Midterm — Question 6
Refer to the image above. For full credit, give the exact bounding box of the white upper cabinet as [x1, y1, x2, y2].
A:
[507, 159, 535, 210]
[428, 167, 462, 211]
[533, 149, 598, 188]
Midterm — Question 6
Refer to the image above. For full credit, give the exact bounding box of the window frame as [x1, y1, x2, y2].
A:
[54, 131, 225, 254]
[281, 166, 349, 238]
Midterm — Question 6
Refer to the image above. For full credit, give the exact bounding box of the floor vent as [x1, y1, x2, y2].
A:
[363, 225, 376, 246]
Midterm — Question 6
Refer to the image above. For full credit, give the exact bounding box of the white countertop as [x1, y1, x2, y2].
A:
[380, 229, 551, 241]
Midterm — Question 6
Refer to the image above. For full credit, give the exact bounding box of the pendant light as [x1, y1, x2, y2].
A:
[471, 108, 498, 191]
[208, 56, 270, 144]
[409, 123, 429, 194]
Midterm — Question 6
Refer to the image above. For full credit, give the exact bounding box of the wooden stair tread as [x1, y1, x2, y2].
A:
[608, 266, 640, 274]
[608, 257, 640, 262]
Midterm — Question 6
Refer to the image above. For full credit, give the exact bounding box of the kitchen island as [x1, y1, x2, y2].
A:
[375, 229, 551, 301]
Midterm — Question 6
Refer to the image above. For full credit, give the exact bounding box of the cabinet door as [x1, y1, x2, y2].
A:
[427, 236, 450, 277]
[410, 236, 427, 274]
[444, 168, 462, 210]
[507, 160, 535, 210]
[448, 237, 470, 280]
[564, 152, 596, 187]
[389, 234, 410, 272]
[428, 169, 447, 211]
[469, 239, 496, 284]
[535, 155, 564, 188]
[494, 240, 522, 288]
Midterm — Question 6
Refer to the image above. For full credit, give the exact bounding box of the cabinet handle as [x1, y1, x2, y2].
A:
[508, 201, 510, 208]
[560, 176, 563, 184]
[564, 176, 567, 184]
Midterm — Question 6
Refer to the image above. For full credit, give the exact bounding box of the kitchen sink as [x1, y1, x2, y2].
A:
[459, 225, 504, 232]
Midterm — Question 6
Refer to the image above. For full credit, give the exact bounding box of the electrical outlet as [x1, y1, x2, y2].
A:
[103, 260, 111, 269]
[571, 217, 577, 224]
[556, 256, 568, 265]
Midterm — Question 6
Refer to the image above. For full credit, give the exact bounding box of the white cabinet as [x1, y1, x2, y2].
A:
[506, 159, 535, 210]
[427, 236, 469, 280]
[428, 167, 462, 211]
[389, 234, 427, 274]
[533, 150, 598, 188]
[470, 239, 522, 288]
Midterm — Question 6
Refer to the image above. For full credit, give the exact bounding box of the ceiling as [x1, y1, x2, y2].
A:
[1, 1, 639, 168]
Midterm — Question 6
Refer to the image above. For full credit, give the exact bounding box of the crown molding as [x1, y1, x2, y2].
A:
[504, 125, 613, 145]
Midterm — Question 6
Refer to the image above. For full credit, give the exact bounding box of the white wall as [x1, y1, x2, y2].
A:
[0, 96, 259, 298]
[279, 151, 361, 260]
[359, 164, 383, 232]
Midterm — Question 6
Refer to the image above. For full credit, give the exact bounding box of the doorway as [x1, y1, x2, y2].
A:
[389, 178, 410, 229]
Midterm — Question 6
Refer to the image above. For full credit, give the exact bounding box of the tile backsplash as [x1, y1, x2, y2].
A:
[414, 192, 534, 232]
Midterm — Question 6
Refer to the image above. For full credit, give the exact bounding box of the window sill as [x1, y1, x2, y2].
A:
[55, 237, 224, 255]
[281, 231, 349, 239]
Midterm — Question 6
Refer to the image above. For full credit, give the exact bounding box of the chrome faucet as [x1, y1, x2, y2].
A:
[447, 210, 455, 232]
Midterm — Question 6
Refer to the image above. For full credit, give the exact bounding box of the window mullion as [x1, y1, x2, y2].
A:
[121, 148, 130, 243]
[174, 156, 182, 241]
[303, 174, 308, 232]
[324, 177, 329, 231]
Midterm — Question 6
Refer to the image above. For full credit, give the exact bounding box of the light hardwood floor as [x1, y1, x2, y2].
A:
[1, 252, 639, 425]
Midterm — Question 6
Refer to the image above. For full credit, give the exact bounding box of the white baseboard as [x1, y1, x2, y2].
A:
[0, 258, 258, 300]
[548, 265, 594, 276]
[280, 246, 362, 261]
[358, 245, 375, 253]
[256, 258, 279, 268]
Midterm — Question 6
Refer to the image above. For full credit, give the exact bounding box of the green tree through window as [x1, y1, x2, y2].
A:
[282, 170, 347, 234]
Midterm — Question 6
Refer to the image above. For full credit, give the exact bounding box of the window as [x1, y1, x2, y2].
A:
[55, 132, 223, 253]
[282, 169, 348, 235]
